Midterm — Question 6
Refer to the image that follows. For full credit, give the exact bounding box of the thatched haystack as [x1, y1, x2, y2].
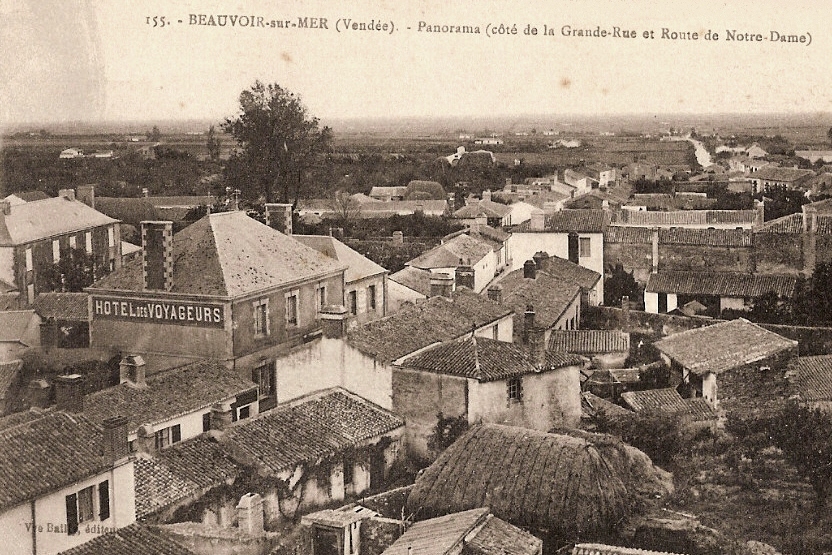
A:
[406, 424, 673, 540]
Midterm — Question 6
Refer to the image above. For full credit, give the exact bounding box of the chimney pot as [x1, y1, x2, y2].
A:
[487, 285, 503, 304]
[530, 209, 545, 231]
[532, 251, 548, 270]
[0, 200, 11, 216]
[523, 260, 537, 279]
[58, 188, 76, 201]
[429, 272, 455, 298]
[55, 374, 85, 413]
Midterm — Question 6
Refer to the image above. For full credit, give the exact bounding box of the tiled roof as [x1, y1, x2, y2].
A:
[621, 388, 717, 421]
[463, 515, 543, 555]
[0, 407, 45, 431]
[33, 292, 89, 321]
[401, 336, 584, 381]
[369, 186, 408, 198]
[0, 197, 118, 246]
[605, 226, 753, 247]
[573, 543, 687, 555]
[7, 190, 50, 202]
[581, 392, 633, 419]
[613, 210, 756, 227]
[498, 270, 582, 331]
[791, 355, 832, 401]
[645, 271, 797, 297]
[0, 359, 22, 400]
[223, 388, 404, 474]
[538, 255, 601, 290]
[755, 213, 803, 233]
[134, 435, 243, 518]
[383, 508, 490, 555]
[408, 234, 494, 269]
[94, 197, 160, 226]
[0, 310, 38, 343]
[454, 200, 512, 219]
[347, 290, 513, 363]
[146, 195, 213, 208]
[84, 360, 256, 434]
[654, 318, 797, 376]
[58, 523, 198, 555]
[752, 167, 814, 183]
[90, 211, 346, 297]
[293, 235, 387, 283]
[543, 209, 608, 232]
[548, 330, 630, 354]
[390, 266, 432, 296]
[0, 411, 113, 511]
[604, 226, 654, 244]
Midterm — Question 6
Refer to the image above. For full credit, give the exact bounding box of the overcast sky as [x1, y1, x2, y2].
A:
[2, 0, 831, 125]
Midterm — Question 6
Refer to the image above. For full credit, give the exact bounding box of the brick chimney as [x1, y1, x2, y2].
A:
[119, 355, 147, 388]
[210, 401, 234, 431]
[523, 260, 537, 279]
[77, 185, 95, 209]
[55, 374, 85, 413]
[530, 209, 545, 231]
[455, 266, 475, 290]
[522, 305, 536, 344]
[141, 221, 174, 291]
[487, 284, 502, 304]
[532, 251, 548, 270]
[320, 305, 349, 339]
[58, 188, 76, 201]
[27, 379, 51, 409]
[265, 203, 293, 235]
[237, 493, 264, 535]
[482, 189, 492, 202]
[430, 272, 455, 298]
[101, 416, 129, 462]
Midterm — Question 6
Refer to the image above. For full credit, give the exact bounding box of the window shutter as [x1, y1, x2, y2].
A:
[203, 412, 211, 432]
[171, 424, 181, 443]
[65, 493, 78, 535]
[98, 481, 110, 520]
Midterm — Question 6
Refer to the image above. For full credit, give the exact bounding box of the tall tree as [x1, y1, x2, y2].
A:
[222, 81, 332, 204]
[206, 124, 221, 161]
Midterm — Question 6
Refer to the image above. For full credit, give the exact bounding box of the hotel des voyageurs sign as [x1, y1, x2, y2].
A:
[91, 295, 225, 328]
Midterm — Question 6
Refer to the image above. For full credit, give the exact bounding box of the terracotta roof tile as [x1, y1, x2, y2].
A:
[645, 271, 797, 297]
[621, 388, 717, 421]
[383, 508, 490, 555]
[538, 256, 601, 290]
[548, 330, 630, 354]
[58, 523, 197, 555]
[498, 271, 581, 331]
[572, 543, 687, 555]
[581, 392, 633, 419]
[792, 355, 832, 401]
[614, 210, 756, 227]
[33, 292, 90, 321]
[463, 515, 542, 555]
[515, 210, 609, 233]
[223, 388, 404, 474]
[755, 213, 804, 233]
[654, 319, 796, 376]
[752, 167, 814, 183]
[408, 234, 494, 269]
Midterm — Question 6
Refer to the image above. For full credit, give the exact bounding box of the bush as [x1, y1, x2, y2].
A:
[594, 409, 684, 467]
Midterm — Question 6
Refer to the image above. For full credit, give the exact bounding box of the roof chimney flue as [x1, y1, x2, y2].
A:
[141, 221, 174, 291]
[265, 203, 293, 235]
[523, 260, 537, 279]
[55, 374, 85, 413]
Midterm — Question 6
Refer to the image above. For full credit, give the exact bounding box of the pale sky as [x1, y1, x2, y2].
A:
[2, 0, 831, 125]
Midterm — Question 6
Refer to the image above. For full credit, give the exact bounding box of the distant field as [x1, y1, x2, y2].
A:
[494, 137, 694, 167]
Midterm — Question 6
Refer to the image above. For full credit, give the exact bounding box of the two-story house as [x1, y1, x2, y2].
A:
[86, 211, 346, 410]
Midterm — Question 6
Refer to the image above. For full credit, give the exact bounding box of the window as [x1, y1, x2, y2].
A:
[66, 481, 109, 535]
[25, 248, 33, 271]
[317, 285, 327, 311]
[203, 412, 211, 432]
[253, 362, 276, 400]
[65, 494, 79, 535]
[507, 376, 523, 403]
[367, 285, 377, 311]
[128, 440, 137, 453]
[238, 405, 251, 419]
[77, 486, 94, 523]
[253, 298, 270, 336]
[171, 424, 181, 444]
[579, 237, 591, 257]
[348, 290, 358, 315]
[53, 239, 61, 263]
[343, 457, 354, 486]
[98, 480, 110, 520]
[492, 326, 498, 340]
[286, 292, 298, 326]
[85, 232, 92, 253]
[155, 428, 170, 450]
[107, 226, 115, 248]
[69, 235, 77, 249]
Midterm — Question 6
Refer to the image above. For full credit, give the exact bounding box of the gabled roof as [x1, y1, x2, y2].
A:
[134, 435, 243, 518]
[538, 255, 601, 290]
[33, 292, 89, 321]
[400, 336, 585, 381]
[347, 289, 513, 364]
[752, 166, 814, 182]
[222, 388, 403, 474]
[84, 360, 257, 434]
[58, 523, 198, 555]
[548, 330, 630, 354]
[645, 271, 797, 298]
[382, 508, 490, 555]
[0, 196, 118, 246]
[454, 200, 512, 219]
[463, 514, 543, 555]
[605, 227, 753, 247]
[529, 209, 609, 233]
[389, 266, 432, 297]
[621, 388, 717, 421]
[5, 191, 50, 203]
[293, 235, 388, 283]
[406, 424, 671, 538]
[613, 209, 756, 227]
[654, 318, 797, 376]
[408, 234, 494, 270]
[0, 411, 113, 512]
[573, 543, 687, 555]
[498, 270, 582, 331]
[90, 211, 346, 297]
[0, 310, 38, 344]
[790, 354, 832, 401]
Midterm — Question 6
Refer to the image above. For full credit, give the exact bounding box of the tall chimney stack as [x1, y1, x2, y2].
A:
[320, 305, 349, 339]
[523, 305, 536, 345]
[530, 209, 545, 231]
[55, 374, 85, 413]
[141, 221, 174, 291]
[101, 416, 129, 462]
[265, 203, 293, 235]
[77, 185, 95, 209]
[119, 355, 147, 388]
[430, 272, 455, 298]
[523, 260, 537, 280]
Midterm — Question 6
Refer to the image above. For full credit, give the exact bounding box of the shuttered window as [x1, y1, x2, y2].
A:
[65, 493, 78, 535]
[98, 480, 110, 520]
[171, 424, 182, 444]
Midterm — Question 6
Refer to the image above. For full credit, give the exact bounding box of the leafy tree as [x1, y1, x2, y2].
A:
[206, 124, 221, 161]
[427, 412, 468, 457]
[149, 125, 161, 142]
[593, 409, 683, 467]
[39, 247, 97, 292]
[222, 81, 333, 204]
[604, 263, 642, 307]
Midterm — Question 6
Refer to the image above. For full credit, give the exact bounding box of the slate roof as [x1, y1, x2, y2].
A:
[463, 515, 543, 555]
[538, 255, 601, 290]
[401, 336, 585, 381]
[752, 167, 814, 183]
[498, 270, 582, 331]
[134, 435, 243, 518]
[0, 196, 118, 246]
[58, 523, 198, 555]
[90, 211, 346, 297]
[293, 235, 388, 283]
[383, 508, 490, 555]
[347, 290, 513, 363]
[408, 234, 494, 269]
[84, 360, 256, 434]
[33, 292, 89, 321]
[0, 310, 38, 344]
[0, 411, 113, 511]
[223, 388, 404, 474]
[645, 271, 797, 297]
[389, 266, 432, 296]
[406, 424, 667, 538]
[605, 227, 753, 247]
[790, 355, 832, 401]
[654, 318, 797, 376]
[613, 210, 756, 227]
[620, 388, 717, 421]
[548, 330, 630, 354]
